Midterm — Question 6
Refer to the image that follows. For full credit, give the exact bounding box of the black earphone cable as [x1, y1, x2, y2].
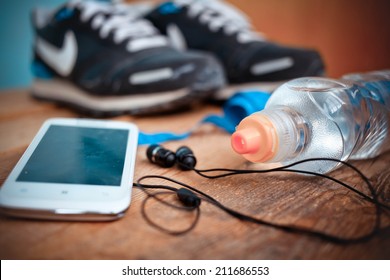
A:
[193, 158, 389, 211]
[191, 157, 389, 242]
[137, 187, 201, 235]
[138, 146, 390, 243]
[134, 162, 388, 243]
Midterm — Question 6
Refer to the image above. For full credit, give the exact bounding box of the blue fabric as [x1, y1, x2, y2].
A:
[55, 7, 74, 21]
[138, 90, 271, 145]
[158, 2, 181, 14]
[31, 60, 54, 79]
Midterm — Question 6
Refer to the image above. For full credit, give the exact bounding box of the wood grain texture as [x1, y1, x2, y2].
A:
[0, 90, 389, 260]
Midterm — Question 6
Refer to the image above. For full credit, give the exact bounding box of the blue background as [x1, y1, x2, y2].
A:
[0, 0, 66, 90]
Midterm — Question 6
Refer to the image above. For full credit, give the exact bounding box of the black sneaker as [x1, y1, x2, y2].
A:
[31, 0, 225, 116]
[145, 0, 325, 100]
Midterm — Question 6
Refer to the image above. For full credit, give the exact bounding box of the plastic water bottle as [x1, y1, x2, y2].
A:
[231, 70, 390, 174]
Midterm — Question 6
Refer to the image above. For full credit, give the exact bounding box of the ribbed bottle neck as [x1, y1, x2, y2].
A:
[257, 107, 309, 162]
[231, 106, 309, 163]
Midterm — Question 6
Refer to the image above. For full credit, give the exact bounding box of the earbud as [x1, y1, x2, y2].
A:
[146, 144, 176, 168]
[146, 144, 197, 170]
[176, 146, 197, 170]
[177, 188, 201, 208]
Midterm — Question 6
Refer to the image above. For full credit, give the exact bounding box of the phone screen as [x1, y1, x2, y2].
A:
[16, 125, 129, 186]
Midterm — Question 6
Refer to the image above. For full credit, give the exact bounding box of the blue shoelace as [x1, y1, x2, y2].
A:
[138, 90, 270, 145]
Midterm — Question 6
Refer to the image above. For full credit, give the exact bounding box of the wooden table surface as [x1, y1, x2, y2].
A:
[0, 89, 389, 260]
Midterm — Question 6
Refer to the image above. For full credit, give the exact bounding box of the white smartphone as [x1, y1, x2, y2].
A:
[0, 118, 138, 221]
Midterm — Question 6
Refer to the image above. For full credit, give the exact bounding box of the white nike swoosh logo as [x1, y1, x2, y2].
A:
[166, 23, 187, 51]
[36, 31, 78, 76]
[250, 57, 294, 75]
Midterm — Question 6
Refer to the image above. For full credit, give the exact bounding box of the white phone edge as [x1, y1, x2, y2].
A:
[0, 118, 139, 221]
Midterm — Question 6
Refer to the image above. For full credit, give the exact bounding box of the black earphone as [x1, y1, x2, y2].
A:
[145, 144, 200, 220]
[146, 144, 197, 170]
[139, 144, 390, 242]
[176, 146, 197, 170]
[146, 144, 177, 168]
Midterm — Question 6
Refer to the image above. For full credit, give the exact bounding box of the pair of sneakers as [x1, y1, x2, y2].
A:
[31, 0, 325, 116]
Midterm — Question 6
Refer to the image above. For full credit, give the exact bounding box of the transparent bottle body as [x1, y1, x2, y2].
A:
[263, 71, 390, 174]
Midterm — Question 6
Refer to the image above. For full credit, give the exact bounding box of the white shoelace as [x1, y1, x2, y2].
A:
[174, 0, 265, 43]
[69, 1, 168, 52]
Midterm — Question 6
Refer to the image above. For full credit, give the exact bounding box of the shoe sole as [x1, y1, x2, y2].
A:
[213, 69, 327, 101]
[31, 74, 223, 117]
[212, 81, 285, 101]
